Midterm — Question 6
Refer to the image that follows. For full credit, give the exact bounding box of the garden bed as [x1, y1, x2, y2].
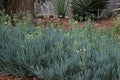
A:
[34, 18, 114, 29]
[0, 17, 119, 80]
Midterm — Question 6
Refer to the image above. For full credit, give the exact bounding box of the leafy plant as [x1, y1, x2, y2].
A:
[0, 11, 12, 26]
[112, 3, 120, 35]
[0, 17, 120, 80]
[0, 11, 34, 27]
[53, 0, 69, 18]
[71, 0, 109, 21]
[114, 3, 120, 11]
[12, 11, 34, 27]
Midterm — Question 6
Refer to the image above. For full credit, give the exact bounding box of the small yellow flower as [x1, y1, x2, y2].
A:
[83, 49, 86, 51]
[80, 49, 82, 51]
[76, 50, 80, 53]
[65, 16, 69, 19]
[74, 21, 78, 24]
[4, 22, 7, 24]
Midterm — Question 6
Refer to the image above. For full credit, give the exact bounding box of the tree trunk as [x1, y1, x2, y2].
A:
[3, 0, 35, 16]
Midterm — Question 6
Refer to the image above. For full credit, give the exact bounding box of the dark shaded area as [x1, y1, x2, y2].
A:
[0, 0, 35, 16]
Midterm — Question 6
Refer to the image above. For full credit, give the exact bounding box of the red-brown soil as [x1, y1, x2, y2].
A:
[34, 18, 114, 29]
[94, 18, 114, 29]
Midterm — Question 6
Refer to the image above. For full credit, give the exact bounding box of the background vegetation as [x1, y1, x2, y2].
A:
[0, 0, 120, 80]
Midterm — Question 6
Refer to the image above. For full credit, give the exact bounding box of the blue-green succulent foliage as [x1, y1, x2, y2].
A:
[0, 21, 120, 80]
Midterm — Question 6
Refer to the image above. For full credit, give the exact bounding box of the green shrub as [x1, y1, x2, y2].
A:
[0, 11, 34, 27]
[114, 3, 120, 11]
[112, 14, 120, 35]
[0, 21, 120, 80]
[0, 11, 12, 26]
[112, 3, 120, 35]
[53, 0, 69, 18]
[71, 0, 109, 21]
[12, 11, 34, 27]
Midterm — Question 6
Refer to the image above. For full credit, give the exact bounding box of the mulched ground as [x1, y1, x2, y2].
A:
[34, 18, 114, 29]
